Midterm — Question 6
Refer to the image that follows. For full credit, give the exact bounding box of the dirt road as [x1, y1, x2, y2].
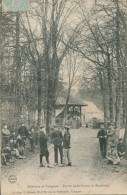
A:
[1, 128, 127, 195]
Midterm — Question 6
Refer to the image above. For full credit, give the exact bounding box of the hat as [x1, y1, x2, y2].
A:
[110, 143, 115, 148]
[101, 125, 104, 129]
[64, 126, 70, 130]
[39, 125, 45, 129]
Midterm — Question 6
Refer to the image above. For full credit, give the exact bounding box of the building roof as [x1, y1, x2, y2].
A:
[82, 101, 103, 113]
[56, 97, 88, 107]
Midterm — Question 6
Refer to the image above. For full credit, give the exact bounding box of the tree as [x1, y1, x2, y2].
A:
[62, 51, 81, 126]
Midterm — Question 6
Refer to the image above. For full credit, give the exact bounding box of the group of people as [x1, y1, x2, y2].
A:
[97, 123, 126, 165]
[1, 123, 72, 168]
[1, 123, 38, 166]
[39, 125, 72, 168]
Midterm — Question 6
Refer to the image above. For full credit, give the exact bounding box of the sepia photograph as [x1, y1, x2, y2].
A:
[1, 0, 127, 194]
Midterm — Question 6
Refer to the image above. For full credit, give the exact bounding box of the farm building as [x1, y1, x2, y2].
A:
[81, 101, 104, 127]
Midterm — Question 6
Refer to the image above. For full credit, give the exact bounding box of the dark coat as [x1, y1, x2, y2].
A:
[40, 131, 49, 157]
[51, 130, 63, 146]
[97, 129, 107, 143]
[18, 126, 29, 137]
[117, 143, 125, 154]
[63, 131, 71, 149]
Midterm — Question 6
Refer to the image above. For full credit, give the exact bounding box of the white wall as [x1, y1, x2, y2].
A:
[82, 112, 104, 125]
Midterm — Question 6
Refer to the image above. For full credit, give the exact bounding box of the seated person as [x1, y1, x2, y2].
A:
[2, 124, 10, 147]
[117, 138, 126, 159]
[2, 144, 13, 165]
[10, 138, 25, 159]
[1, 153, 9, 166]
[106, 143, 120, 165]
[9, 130, 16, 150]
[17, 134, 25, 158]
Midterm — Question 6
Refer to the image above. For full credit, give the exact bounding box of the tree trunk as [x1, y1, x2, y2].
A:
[37, 68, 42, 127]
[62, 85, 71, 127]
[15, 13, 21, 121]
[115, 0, 122, 144]
[98, 71, 108, 129]
[107, 53, 114, 123]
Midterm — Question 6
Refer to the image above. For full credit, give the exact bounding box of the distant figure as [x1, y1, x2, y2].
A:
[62, 126, 72, 167]
[18, 123, 29, 139]
[107, 123, 115, 148]
[86, 124, 88, 128]
[97, 125, 107, 158]
[39, 126, 51, 168]
[106, 144, 120, 165]
[117, 138, 126, 159]
[29, 126, 36, 153]
[51, 125, 63, 165]
[2, 124, 10, 147]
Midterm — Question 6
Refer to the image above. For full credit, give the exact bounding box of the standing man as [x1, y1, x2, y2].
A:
[51, 125, 63, 165]
[18, 123, 29, 140]
[107, 123, 115, 149]
[62, 126, 72, 167]
[97, 125, 107, 158]
[39, 125, 51, 168]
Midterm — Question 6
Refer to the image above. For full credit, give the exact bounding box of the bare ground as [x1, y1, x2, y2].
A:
[1, 128, 127, 195]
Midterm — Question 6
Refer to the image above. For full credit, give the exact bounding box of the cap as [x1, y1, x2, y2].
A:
[64, 126, 70, 130]
[110, 143, 115, 148]
[39, 125, 45, 129]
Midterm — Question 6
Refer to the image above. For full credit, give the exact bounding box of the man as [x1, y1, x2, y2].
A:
[106, 143, 120, 165]
[117, 138, 126, 159]
[39, 125, 51, 168]
[97, 125, 107, 158]
[18, 123, 29, 139]
[29, 126, 36, 153]
[62, 126, 72, 167]
[107, 123, 115, 148]
[2, 124, 10, 147]
[51, 125, 63, 165]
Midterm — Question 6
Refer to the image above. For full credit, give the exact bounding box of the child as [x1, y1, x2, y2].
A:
[117, 138, 126, 159]
[29, 127, 36, 153]
[2, 144, 13, 165]
[17, 134, 25, 158]
[10, 138, 25, 159]
[106, 144, 120, 165]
